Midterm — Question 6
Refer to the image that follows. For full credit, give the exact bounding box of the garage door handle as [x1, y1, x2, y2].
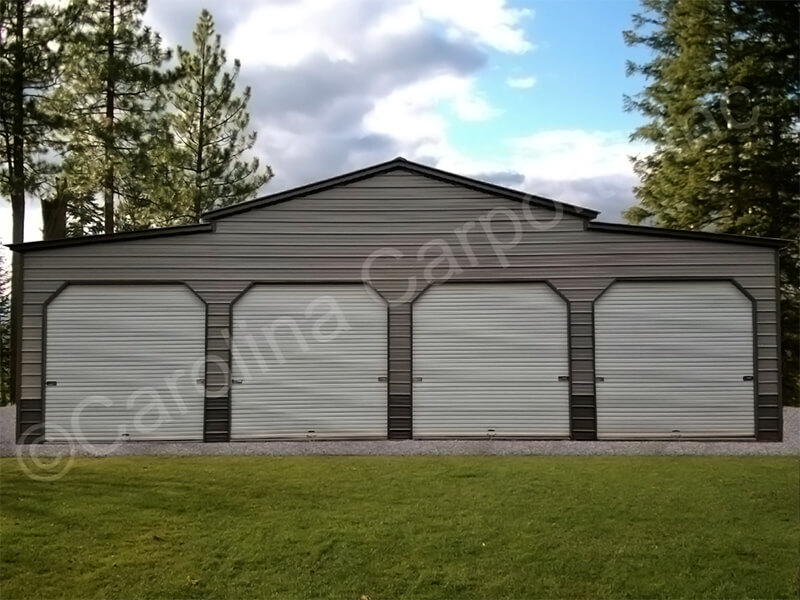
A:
[413, 377, 423, 382]
[378, 376, 388, 382]
[558, 376, 570, 382]
[46, 380, 57, 387]
[231, 378, 244, 384]
[595, 376, 604, 383]
[743, 375, 754, 381]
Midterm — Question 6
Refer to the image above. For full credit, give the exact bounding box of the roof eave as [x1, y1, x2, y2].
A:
[588, 221, 787, 248]
[6, 223, 214, 253]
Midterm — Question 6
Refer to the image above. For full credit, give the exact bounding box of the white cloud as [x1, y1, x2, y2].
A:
[509, 129, 648, 181]
[365, 74, 497, 148]
[227, 0, 362, 69]
[413, 129, 647, 184]
[414, 0, 534, 53]
[506, 75, 536, 89]
[370, 4, 424, 38]
[403, 129, 651, 218]
[227, 0, 532, 70]
[218, 0, 519, 190]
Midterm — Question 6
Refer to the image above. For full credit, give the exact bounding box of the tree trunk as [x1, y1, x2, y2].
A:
[104, 0, 115, 233]
[42, 188, 68, 241]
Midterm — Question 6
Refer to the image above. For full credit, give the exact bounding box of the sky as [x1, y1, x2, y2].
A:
[1, 0, 653, 245]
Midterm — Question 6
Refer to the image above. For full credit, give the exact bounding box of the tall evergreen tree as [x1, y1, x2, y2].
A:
[0, 0, 70, 405]
[624, 0, 799, 404]
[1, 0, 73, 234]
[166, 9, 272, 221]
[113, 123, 184, 231]
[56, 0, 172, 234]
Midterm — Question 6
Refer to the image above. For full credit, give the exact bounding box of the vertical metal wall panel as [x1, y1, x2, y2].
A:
[200, 294, 238, 442]
[45, 285, 206, 442]
[230, 284, 387, 439]
[595, 281, 755, 438]
[387, 302, 412, 438]
[413, 282, 570, 437]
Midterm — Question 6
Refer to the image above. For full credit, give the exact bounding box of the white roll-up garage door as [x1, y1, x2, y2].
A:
[413, 282, 570, 438]
[230, 284, 387, 439]
[45, 284, 206, 442]
[595, 280, 755, 438]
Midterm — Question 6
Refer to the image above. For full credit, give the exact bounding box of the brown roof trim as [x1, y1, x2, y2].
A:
[587, 221, 787, 248]
[202, 157, 600, 220]
[6, 223, 213, 253]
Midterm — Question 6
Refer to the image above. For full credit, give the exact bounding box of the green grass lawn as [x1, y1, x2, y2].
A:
[1, 456, 798, 599]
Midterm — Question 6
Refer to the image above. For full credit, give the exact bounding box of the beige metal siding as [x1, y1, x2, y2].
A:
[595, 281, 755, 438]
[17, 169, 781, 440]
[230, 284, 387, 439]
[44, 284, 205, 442]
[413, 283, 570, 437]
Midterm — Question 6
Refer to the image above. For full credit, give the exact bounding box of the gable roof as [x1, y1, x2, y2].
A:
[201, 156, 600, 221]
[6, 157, 787, 252]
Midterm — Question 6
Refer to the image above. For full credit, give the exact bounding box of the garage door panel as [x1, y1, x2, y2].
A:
[45, 285, 206, 442]
[598, 419, 752, 437]
[231, 285, 387, 439]
[598, 394, 753, 406]
[599, 369, 751, 380]
[413, 283, 570, 438]
[595, 281, 755, 438]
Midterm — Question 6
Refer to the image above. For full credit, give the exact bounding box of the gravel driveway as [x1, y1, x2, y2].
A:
[1, 404, 798, 457]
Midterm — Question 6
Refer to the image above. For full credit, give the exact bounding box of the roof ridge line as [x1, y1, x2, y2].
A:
[201, 157, 598, 221]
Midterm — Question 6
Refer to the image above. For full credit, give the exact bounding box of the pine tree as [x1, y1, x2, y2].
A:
[167, 9, 272, 221]
[113, 123, 185, 231]
[624, 0, 800, 404]
[45, 176, 104, 238]
[1, 0, 69, 237]
[0, 0, 71, 406]
[56, 0, 173, 234]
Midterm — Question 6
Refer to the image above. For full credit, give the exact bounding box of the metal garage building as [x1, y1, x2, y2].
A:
[10, 158, 784, 443]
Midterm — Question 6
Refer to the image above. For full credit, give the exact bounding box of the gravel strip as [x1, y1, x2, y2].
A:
[1, 405, 798, 458]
